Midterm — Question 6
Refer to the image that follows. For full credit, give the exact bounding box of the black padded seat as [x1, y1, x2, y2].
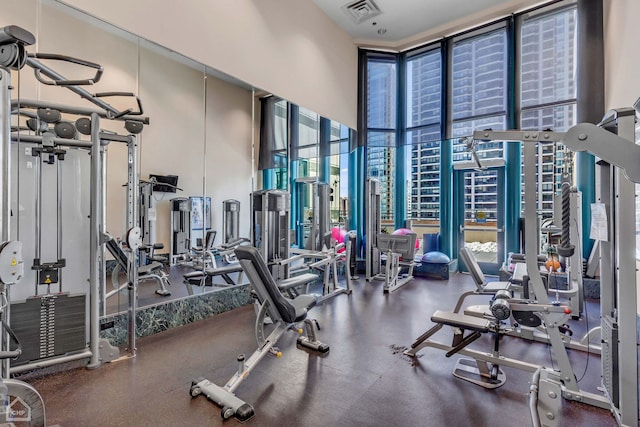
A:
[459, 247, 510, 293]
[235, 246, 317, 324]
[431, 310, 491, 333]
[289, 294, 317, 321]
[277, 273, 319, 290]
[139, 262, 163, 275]
[183, 264, 243, 279]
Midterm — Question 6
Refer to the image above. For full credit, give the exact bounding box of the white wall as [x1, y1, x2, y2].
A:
[204, 77, 253, 240]
[603, 0, 640, 110]
[137, 42, 207, 247]
[59, 0, 358, 129]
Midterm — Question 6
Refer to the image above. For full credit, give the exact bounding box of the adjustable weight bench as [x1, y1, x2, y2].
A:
[182, 263, 317, 295]
[190, 245, 329, 422]
[182, 264, 245, 294]
[459, 247, 512, 295]
[105, 235, 171, 297]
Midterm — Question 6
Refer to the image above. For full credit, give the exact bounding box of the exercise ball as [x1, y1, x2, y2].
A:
[392, 228, 420, 249]
[421, 251, 451, 264]
[331, 227, 347, 244]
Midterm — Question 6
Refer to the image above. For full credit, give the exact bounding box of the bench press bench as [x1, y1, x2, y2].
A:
[183, 264, 318, 295]
[190, 245, 329, 421]
[182, 264, 245, 294]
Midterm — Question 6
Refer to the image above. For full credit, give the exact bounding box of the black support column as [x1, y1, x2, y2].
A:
[576, 0, 604, 258]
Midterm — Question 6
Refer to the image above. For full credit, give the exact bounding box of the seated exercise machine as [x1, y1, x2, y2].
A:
[460, 247, 595, 352]
[377, 232, 419, 293]
[182, 238, 320, 296]
[105, 235, 171, 297]
[190, 246, 329, 421]
[251, 189, 337, 297]
[183, 195, 259, 293]
[506, 111, 639, 426]
[417, 297, 571, 389]
[409, 112, 640, 425]
[363, 179, 419, 293]
[182, 237, 251, 294]
[286, 238, 353, 302]
[409, 247, 512, 328]
[189, 230, 217, 269]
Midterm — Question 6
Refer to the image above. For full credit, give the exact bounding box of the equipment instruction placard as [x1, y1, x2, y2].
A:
[590, 203, 608, 241]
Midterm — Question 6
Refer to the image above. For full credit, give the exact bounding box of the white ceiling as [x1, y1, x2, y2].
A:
[312, 0, 542, 49]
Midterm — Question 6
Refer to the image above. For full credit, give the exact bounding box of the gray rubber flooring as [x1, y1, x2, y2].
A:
[25, 272, 618, 427]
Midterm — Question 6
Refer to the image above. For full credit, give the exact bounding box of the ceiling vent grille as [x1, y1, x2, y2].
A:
[341, 0, 382, 24]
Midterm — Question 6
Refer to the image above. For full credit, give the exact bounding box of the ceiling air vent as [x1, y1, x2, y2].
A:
[341, 0, 382, 24]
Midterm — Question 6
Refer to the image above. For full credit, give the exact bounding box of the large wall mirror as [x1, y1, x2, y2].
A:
[3, 0, 355, 320]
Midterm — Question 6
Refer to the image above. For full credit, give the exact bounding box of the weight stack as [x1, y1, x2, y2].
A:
[11, 293, 86, 366]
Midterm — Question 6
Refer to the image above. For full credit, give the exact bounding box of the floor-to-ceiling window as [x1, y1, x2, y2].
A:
[406, 47, 442, 228]
[293, 106, 320, 179]
[449, 25, 508, 264]
[519, 5, 577, 218]
[361, 0, 577, 262]
[451, 25, 508, 227]
[366, 56, 397, 227]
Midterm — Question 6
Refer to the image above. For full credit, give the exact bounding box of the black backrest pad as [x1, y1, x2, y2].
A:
[105, 238, 128, 270]
[459, 247, 485, 290]
[205, 230, 217, 249]
[235, 246, 297, 323]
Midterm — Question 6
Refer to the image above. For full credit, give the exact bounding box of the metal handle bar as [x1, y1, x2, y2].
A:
[94, 92, 144, 117]
[28, 53, 103, 86]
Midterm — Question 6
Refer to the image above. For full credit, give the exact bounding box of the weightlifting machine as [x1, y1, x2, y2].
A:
[461, 247, 597, 354]
[0, 240, 47, 426]
[376, 233, 419, 293]
[1, 24, 150, 376]
[251, 189, 352, 301]
[406, 107, 640, 426]
[287, 239, 353, 302]
[138, 175, 180, 266]
[364, 178, 419, 293]
[190, 245, 329, 421]
[0, 25, 42, 426]
[170, 197, 191, 265]
[182, 200, 251, 293]
[473, 108, 640, 426]
[222, 199, 240, 244]
[365, 178, 381, 281]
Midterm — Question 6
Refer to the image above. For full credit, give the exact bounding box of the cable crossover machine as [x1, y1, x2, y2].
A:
[0, 25, 151, 420]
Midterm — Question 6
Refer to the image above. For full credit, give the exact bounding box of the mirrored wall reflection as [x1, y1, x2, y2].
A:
[5, 0, 355, 318]
[104, 36, 256, 315]
[257, 97, 356, 250]
[4, 0, 255, 317]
